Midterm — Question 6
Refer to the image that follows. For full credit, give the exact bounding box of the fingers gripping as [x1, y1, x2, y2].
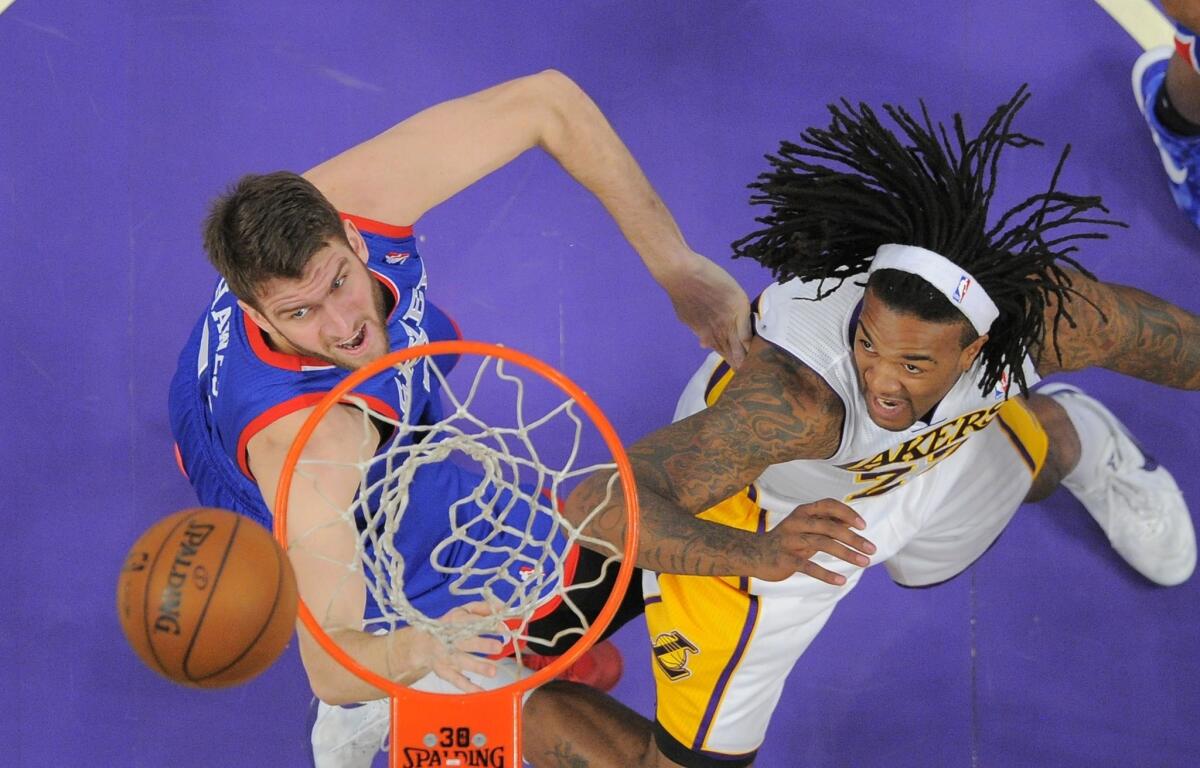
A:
[424, 602, 505, 692]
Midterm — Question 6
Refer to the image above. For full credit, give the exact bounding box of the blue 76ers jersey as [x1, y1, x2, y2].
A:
[169, 216, 565, 623]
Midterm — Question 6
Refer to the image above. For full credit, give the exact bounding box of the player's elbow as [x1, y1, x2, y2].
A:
[306, 666, 374, 707]
[309, 679, 347, 706]
[529, 68, 581, 99]
[523, 69, 594, 148]
[298, 628, 385, 706]
[304, 658, 354, 705]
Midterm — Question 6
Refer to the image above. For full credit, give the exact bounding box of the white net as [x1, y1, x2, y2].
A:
[290, 348, 628, 664]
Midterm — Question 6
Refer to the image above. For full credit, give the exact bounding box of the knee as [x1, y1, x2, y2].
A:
[523, 681, 663, 768]
[1025, 393, 1079, 501]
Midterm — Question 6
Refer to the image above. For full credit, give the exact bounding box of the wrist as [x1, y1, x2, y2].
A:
[386, 628, 429, 685]
[642, 244, 699, 283]
[742, 532, 771, 577]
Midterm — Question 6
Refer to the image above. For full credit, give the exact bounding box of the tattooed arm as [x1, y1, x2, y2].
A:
[565, 336, 873, 582]
[1037, 270, 1200, 387]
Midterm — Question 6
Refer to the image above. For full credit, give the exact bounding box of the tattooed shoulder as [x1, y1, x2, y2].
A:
[710, 337, 845, 461]
[621, 337, 844, 514]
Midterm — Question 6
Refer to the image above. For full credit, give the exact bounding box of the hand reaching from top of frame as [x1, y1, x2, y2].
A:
[753, 498, 876, 585]
[658, 252, 752, 368]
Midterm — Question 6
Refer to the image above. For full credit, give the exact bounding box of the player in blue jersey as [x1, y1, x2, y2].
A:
[1132, 0, 1200, 229]
[168, 70, 753, 767]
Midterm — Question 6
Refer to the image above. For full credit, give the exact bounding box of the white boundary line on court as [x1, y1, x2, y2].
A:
[1095, 0, 1174, 51]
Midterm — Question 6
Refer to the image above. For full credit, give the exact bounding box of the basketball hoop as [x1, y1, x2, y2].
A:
[273, 340, 639, 767]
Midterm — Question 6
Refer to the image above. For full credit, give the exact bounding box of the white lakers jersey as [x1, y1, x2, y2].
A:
[675, 276, 1040, 514]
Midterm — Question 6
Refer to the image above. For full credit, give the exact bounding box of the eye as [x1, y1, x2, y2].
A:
[903, 363, 922, 374]
[332, 275, 346, 290]
[290, 307, 310, 320]
[858, 337, 874, 352]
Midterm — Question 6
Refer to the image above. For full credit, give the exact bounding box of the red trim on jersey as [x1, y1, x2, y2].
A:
[341, 213, 414, 239]
[368, 268, 402, 322]
[244, 313, 332, 371]
[525, 543, 582, 624]
[493, 488, 583, 657]
[1176, 36, 1194, 63]
[173, 442, 188, 479]
[235, 392, 400, 480]
[493, 542, 582, 659]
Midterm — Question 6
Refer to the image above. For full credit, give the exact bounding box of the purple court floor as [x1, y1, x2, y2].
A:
[2, 2, 1198, 766]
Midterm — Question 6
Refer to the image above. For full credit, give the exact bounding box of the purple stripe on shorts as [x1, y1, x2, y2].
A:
[693, 592, 761, 752]
[995, 414, 1035, 472]
[696, 488, 767, 751]
[738, 494, 766, 593]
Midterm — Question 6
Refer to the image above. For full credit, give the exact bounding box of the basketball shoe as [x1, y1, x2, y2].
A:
[520, 639, 624, 692]
[307, 698, 389, 768]
[1133, 46, 1200, 229]
[1042, 383, 1196, 586]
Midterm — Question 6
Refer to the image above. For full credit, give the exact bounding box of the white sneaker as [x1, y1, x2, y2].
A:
[309, 698, 389, 768]
[1041, 383, 1196, 586]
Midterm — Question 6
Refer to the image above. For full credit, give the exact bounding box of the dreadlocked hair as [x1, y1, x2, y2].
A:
[731, 85, 1125, 395]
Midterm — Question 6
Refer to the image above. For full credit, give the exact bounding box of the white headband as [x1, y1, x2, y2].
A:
[867, 243, 998, 335]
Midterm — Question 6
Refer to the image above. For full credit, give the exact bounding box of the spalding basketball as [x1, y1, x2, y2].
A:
[116, 507, 299, 688]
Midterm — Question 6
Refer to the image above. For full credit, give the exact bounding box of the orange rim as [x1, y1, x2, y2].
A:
[273, 339, 639, 697]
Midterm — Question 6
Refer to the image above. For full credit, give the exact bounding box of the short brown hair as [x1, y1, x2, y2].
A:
[202, 171, 347, 304]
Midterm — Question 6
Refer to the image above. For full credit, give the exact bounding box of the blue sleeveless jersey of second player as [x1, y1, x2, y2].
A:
[171, 217, 565, 624]
[190, 220, 453, 496]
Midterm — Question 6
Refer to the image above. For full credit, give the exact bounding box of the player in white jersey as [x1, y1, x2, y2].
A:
[534, 86, 1200, 767]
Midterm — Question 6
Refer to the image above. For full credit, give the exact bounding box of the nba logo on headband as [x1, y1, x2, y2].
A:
[869, 244, 999, 334]
[952, 275, 971, 304]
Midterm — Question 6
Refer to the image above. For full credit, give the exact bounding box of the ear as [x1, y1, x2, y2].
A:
[959, 332, 988, 372]
[343, 218, 369, 264]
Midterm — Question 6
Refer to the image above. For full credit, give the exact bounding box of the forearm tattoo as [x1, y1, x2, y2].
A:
[568, 339, 842, 575]
[1104, 286, 1200, 388]
[1050, 278, 1200, 388]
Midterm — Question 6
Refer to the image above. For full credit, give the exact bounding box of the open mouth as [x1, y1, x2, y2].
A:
[335, 323, 367, 352]
[871, 394, 905, 416]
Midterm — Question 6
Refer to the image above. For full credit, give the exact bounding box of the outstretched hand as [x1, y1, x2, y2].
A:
[413, 601, 506, 693]
[659, 252, 752, 368]
[754, 498, 876, 585]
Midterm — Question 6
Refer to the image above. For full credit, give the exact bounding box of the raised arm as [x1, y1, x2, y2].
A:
[1036, 270, 1200, 388]
[303, 70, 750, 365]
[566, 336, 873, 583]
[248, 407, 501, 705]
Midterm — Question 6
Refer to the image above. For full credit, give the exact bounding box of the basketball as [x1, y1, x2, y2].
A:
[116, 507, 299, 688]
